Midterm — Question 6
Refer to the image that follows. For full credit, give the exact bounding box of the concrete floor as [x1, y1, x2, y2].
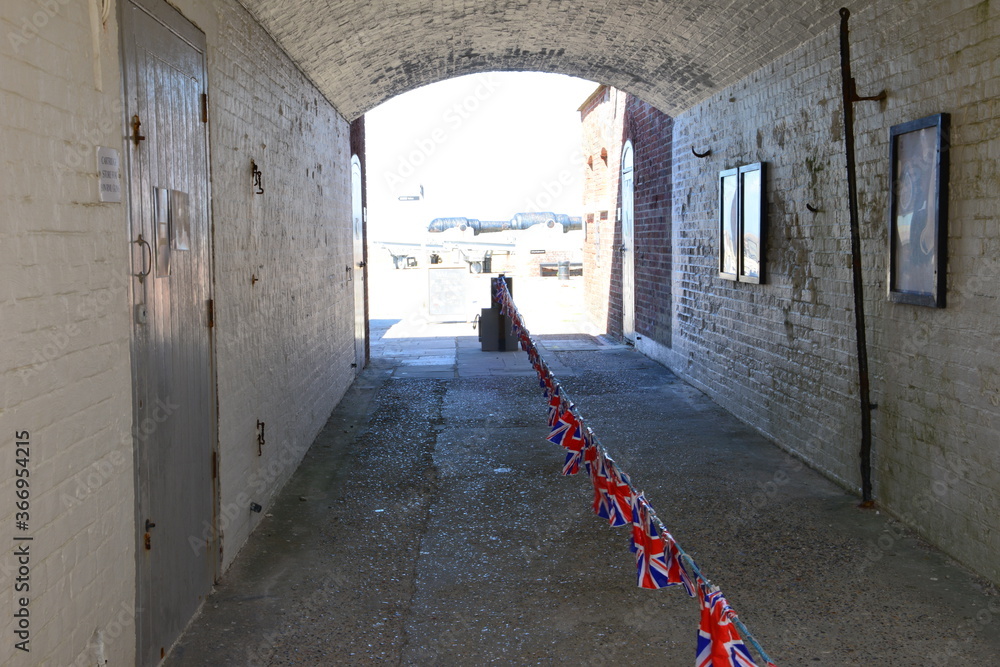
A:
[165, 319, 1000, 666]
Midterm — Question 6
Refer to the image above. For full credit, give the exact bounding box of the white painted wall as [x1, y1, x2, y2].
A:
[0, 0, 356, 663]
[1, 0, 136, 663]
[169, 0, 357, 571]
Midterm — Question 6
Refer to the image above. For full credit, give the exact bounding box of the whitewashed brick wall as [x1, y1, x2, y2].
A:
[641, 0, 1000, 584]
[0, 0, 136, 664]
[172, 0, 357, 571]
[1, 0, 357, 664]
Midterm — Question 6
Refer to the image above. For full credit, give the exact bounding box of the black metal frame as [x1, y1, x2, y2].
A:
[887, 113, 949, 308]
[718, 162, 766, 284]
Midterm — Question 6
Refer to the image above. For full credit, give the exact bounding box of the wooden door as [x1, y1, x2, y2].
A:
[121, 0, 217, 662]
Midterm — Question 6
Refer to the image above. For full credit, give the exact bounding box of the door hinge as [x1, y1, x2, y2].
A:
[207, 298, 215, 328]
[200, 93, 208, 123]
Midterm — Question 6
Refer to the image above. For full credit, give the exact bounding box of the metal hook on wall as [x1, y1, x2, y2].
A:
[691, 146, 712, 159]
[806, 203, 821, 213]
[251, 159, 264, 195]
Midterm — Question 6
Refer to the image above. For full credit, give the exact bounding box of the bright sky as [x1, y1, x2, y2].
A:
[365, 72, 598, 243]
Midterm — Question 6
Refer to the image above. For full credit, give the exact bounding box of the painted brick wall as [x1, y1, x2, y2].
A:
[637, 0, 1000, 584]
[1, 0, 358, 663]
[170, 0, 357, 569]
[0, 1, 137, 664]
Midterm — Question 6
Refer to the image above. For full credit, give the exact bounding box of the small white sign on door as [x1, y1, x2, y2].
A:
[97, 146, 121, 203]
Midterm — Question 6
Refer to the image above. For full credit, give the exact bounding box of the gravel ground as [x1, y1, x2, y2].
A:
[166, 336, 1000, 666]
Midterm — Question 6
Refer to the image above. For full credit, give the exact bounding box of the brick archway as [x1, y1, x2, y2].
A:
[240, 0, 855, 119]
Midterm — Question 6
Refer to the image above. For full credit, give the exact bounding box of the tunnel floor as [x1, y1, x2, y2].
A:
[165, 322, 1000, 666]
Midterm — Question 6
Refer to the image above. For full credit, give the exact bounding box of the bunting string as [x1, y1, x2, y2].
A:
[494, 276, 777, 667]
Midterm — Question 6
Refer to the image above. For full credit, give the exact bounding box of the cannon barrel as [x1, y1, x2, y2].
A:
[428, 212, 582, 235]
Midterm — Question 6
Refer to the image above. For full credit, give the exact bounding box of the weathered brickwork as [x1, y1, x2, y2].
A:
[580, 86, 625, 337]
[183, 0, 357, 567]
[2, 0, 997, 663]
[626, 96, 674, 347]
[1, 0, 357, 663]
[242, 0, 858, 121]
[637, 0, 1000, 583]
[582, 89, 675, 345]
[1, 1, 136, 663]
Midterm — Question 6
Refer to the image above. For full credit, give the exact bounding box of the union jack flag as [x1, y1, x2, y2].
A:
[629, 493, 692, 590]
[604, 459, 633, 527]
[547, 385, 563, 427]
[562, 448, 582, 476]
[563, 421, 586, 453]
[695, 582, 760, 667]
[589, 449, 613, 520]
[581, 428, 599, 475]
[537, 365, 550, 390]
[546, 408, 578, 447]
[663, 532, 696, 596]
[558, 418, 587, 476]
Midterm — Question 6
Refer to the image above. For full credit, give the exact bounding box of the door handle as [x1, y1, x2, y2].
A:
[131, 114, 146, 147]
[144, 518, 155, 550]
[134, 234, 152, 282]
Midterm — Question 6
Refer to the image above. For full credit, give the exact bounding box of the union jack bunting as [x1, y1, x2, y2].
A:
[554, 414, 586, 476]
[629, 493, 690, 590]
[581, 428, 598, 475]
[695, 582, 760, 667]
[562, 448, 582, 476]
[546, 408, 579, 447]
[589, 449, 613, 520]
[604, 459, 633, 527]
[537, 366, 550, 391]
[547, 385, 563, 427]
[663, 532, 696, 597]
[629, 491, 648, 554]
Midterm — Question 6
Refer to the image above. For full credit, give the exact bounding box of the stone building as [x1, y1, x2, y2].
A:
[1, 0, 997, 664]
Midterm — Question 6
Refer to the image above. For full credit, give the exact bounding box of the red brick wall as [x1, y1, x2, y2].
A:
[625, 96, 673, 347]
[580, 86, 625, 337]
[580, 87, 672, 344]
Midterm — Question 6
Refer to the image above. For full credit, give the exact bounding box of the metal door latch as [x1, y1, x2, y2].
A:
[144, 519, 155, 550]
[131, 114, 146, 146]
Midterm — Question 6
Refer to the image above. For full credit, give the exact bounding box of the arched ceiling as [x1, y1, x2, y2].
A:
[238, 0, 864, 120]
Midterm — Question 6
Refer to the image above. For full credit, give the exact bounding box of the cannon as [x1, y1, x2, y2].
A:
[428, 212, 582, 235]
